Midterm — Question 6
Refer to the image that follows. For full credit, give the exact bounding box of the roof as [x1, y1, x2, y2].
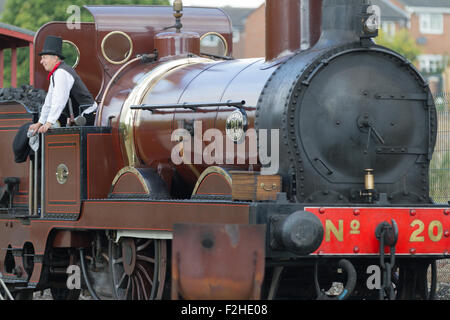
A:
[0, 22, 34, 49]
[395, 0, 450, 8]
[0, 22, 34, 37]
[371, 0, 409, 21]
[220, 6, 255, 31]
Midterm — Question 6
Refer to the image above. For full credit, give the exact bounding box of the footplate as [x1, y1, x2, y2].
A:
[306, 207, 449, 256]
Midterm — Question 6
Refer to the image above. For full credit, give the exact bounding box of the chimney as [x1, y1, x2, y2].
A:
[265, 0, 322, 61]
[313, 0, 374, 49]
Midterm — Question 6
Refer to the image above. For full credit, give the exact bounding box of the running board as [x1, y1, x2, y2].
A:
[114, 229, 173, 242]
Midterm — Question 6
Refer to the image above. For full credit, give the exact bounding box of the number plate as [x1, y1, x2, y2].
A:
[305, 207, 449, 256]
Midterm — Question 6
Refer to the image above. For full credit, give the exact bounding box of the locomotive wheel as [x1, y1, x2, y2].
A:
[109, 237, 167, 300]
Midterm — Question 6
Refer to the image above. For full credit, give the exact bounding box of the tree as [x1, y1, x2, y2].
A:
[375, 28, 422, 65]
[0, 0, 170, 87]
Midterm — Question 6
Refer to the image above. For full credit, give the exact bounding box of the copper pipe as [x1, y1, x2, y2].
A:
[266, 0, 300, 61]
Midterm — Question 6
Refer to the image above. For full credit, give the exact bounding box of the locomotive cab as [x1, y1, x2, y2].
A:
[1, 4, 236, 219]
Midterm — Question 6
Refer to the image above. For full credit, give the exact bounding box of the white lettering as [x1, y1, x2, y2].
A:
[366, 265, 381, 290]
[66, 265, 81, 290]
[66, 5, 81, 30]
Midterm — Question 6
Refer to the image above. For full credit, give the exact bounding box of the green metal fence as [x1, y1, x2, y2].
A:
[430, 92, 450, 204]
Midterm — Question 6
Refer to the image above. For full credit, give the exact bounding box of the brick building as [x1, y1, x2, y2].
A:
[220, 6, 255, 58]
[375, 0, 409, 36]
[390, 0, 450, 92]
[235, 4, 264, 59]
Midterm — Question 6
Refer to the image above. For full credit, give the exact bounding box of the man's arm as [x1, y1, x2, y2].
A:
[30, 85, 53, 135]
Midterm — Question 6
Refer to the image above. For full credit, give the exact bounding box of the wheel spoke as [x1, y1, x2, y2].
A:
[137, 239, 152, 252]
[133, 276, 142, 300]
[110, 238, 167, 300]
[130, 277, 134, 300]
[137, 254, 155, 264]
[116, 272, 127, 290]
[137, 262, 154, 287]
[125, 276, 132, 300]
[136, 269, 149, 300]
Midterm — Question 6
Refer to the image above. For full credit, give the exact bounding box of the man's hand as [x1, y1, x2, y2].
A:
[38, 122, 53, 134]
[29, 122, 42, 135]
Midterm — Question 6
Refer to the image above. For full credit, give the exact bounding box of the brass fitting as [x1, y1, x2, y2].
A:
[172, 0, 183, 32]
[173, 0, 183, 12]
[364, 169, 374, 190]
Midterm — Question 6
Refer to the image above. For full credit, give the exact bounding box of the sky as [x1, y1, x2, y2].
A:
[170, 0, 265, 8]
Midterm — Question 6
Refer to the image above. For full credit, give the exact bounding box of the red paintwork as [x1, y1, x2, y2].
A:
[307, 207, 450, 256]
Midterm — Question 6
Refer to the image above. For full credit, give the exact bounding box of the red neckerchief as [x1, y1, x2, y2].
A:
[47, 61, 61, 81]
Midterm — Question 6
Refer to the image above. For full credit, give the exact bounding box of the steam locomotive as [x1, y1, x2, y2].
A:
[0, 0, 448, 300]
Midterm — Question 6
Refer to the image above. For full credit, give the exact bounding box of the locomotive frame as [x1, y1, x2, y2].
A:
[0, 0, 448, 300]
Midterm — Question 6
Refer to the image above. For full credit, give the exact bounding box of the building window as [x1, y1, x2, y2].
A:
[418, 54, 444, 73]
[381, 21, 396, 37]
[419, 13, 443, 34]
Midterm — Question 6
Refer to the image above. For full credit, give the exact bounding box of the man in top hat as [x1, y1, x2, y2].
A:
[29, 35, 97, 134]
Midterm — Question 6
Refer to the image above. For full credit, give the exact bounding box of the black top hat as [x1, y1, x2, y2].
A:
[39, 35, 65, 59]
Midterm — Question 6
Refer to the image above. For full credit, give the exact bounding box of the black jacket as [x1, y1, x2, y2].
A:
[52, 62, 95, 124]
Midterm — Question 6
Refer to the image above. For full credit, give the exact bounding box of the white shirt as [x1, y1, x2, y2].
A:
[38, 68, 75, 125]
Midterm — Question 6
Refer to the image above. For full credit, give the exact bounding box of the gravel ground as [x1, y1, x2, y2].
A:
[436, 282, 450, 300]
[33, 290, 92, 300]
[434, 259, 450, 300]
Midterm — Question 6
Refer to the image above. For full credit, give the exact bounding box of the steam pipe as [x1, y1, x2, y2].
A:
[300, 0, 311, 50]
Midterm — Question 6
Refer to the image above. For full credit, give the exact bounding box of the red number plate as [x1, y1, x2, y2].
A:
[306, 207, 450, 256]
